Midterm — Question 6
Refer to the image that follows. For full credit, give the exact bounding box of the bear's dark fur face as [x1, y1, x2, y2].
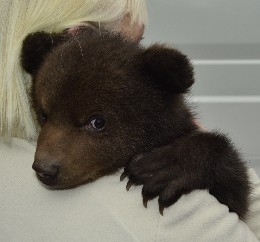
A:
[21, 29, 195, 189]
[21, 28, 251, 219]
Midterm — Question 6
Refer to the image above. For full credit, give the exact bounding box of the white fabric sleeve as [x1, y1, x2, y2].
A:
[1, 138, 260, 242]
[156, 185, 260, 241]
[246, 168, 260, 240]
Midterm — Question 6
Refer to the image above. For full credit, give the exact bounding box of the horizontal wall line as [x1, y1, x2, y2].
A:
[192, 59, 260, 65]
[189, 96, 260, 103]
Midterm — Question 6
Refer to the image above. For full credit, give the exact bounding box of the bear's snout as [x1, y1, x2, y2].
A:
[32, 155, 60, 185]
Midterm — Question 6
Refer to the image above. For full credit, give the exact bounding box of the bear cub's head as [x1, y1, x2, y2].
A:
[21, 28, 195, 189]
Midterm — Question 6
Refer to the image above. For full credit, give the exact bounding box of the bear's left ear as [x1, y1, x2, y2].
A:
[141, 44, 194, 94]
[21, 32, 65, 75]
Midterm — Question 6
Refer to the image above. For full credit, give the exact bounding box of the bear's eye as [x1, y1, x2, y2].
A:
[40, 110, 48, 121]
[89, 117, 106, 131]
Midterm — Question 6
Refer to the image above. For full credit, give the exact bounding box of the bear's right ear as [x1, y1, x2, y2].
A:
[21, 32, 65, 75]
[140, 44, 194, 94]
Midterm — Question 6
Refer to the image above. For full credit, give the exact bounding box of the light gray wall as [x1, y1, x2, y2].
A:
[142, 0, 260, 173]
[143, 0, 260, 45]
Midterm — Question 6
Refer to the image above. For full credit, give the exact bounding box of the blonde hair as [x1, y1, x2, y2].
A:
[0, 0, 147, 140]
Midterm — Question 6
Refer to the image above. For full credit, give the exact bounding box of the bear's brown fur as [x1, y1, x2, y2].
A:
[21, 28, 250, 219]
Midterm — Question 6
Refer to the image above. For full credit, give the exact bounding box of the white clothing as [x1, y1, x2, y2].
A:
[1, 138, 260, 242]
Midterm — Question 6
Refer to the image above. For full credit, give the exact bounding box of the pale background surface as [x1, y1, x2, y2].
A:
[142, 0, 260, 175]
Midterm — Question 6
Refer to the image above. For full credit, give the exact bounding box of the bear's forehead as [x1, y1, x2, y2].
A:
[33, 35, 153, 116]
[36, 32, 141, 92]
[36, 50, 140, 102]
[43, 31, 140, 74]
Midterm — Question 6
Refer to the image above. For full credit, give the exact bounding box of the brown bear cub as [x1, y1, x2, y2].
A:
[21, 28, 250, 219]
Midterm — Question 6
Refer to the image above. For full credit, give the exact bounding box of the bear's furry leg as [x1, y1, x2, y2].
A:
[122, 131, 251, 219]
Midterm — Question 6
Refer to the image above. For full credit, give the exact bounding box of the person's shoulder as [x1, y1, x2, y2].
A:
[1, 138, 258, 241]
[85, 172, 162, 241]
[0, 137, 35, 173]
[0, 137, 36, 155]
[157, 189, 259, 242]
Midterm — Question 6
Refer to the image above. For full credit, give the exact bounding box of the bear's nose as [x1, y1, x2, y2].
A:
[32, 160, 60, 181]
